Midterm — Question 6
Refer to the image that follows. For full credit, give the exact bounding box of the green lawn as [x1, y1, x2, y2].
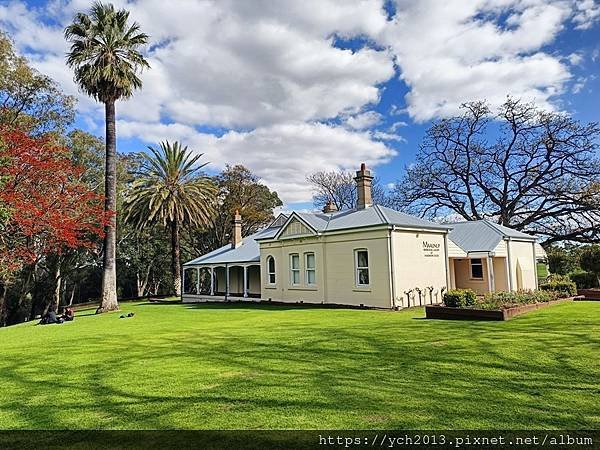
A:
[0, 301, 598, 430]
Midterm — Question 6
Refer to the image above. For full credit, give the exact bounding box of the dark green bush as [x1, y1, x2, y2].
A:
[443, 289, 476, 308]
[569, 271, 599, 289]
[539, 280, 577, 297]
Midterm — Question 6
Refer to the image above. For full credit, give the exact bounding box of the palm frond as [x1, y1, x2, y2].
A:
[123, 141, 217, 230]
[65, 1, 150, 103]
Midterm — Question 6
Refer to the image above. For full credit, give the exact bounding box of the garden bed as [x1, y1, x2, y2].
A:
[577, 289, 600, 301]
[426, 297, 576, 321]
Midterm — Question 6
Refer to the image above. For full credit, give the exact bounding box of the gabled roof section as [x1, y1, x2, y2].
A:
[271, 211, 319, 240]
[183, 226, 280, 266]
[267, 213, 288, 228]
[262, 205, 450, 241]
[448, 220, 536, 253]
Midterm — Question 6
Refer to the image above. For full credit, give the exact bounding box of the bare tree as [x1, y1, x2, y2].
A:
[307, 170, 391, 210]
[391, 98, 600, 244]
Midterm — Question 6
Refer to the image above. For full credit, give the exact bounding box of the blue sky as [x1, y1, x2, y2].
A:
[2, 0, 599, 210]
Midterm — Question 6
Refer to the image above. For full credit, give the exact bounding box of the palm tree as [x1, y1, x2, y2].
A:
[65, 2, 149, 313]
[124, 141, 216, 295]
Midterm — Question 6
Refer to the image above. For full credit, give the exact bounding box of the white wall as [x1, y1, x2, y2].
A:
[391, 230, 449, 307]
[260, 228, 393, 308]
[508, 240, 537, 290]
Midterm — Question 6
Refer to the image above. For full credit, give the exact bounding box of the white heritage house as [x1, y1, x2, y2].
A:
[182, 164, 545, 309]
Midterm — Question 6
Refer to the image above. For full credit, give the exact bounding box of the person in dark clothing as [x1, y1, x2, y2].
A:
[62, 307, 74, 321]
[39, 310, 61, 325]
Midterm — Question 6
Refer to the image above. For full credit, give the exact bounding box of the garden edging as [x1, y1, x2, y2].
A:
[425, 297, 579, 321]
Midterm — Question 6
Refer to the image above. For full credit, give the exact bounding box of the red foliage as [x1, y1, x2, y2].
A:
[0, 129, 109, 276]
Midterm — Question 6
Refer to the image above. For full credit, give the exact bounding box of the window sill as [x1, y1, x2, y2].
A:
[353, 287, 372, 292]
[288, 286, 319, 291]
[264, 286, 278, 290]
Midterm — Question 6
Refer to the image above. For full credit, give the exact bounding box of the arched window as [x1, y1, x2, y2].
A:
[267, 256, 276, 284]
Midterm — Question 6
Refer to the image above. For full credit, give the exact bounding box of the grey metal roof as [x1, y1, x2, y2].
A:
[183, 226, 280, 266]
[448, 220, 536, 253]
[270, 205, 451, 236]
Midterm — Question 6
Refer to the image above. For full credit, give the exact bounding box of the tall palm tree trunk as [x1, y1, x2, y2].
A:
[98, 100, 119, 313]
[171, 220, 182, 296]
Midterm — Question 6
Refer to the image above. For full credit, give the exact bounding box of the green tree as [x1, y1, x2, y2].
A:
[65, 2, 150, 313]
[580, 246, 600, 287]
[0, 32, 75, 135]
[123, 141, 216, 295]
[546, 245, 581, 276]
[183, 165, 282, 257]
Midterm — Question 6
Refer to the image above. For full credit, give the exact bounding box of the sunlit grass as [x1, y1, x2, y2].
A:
[0, 301, 598, 429]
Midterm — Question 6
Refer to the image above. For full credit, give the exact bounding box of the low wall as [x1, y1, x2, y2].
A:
[577, 289, 600, 300]
[425, 297, 575, 321]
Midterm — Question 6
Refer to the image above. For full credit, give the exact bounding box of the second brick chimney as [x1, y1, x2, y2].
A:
[231, 210, 242, 248]
[354, 163, 373, 209]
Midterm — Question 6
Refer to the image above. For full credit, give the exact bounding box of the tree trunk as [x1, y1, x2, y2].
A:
[171, 220, 181, 296]
[97, 100, 119, 314]
[0, 280, 6, 327]
[68, 284, 75, 307]
[50, 257, 61, 313]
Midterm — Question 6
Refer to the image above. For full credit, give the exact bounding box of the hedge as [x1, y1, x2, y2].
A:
[539, 279, 577, 297]
[569, 271, 599, 289]
[443, 289, 476, 308]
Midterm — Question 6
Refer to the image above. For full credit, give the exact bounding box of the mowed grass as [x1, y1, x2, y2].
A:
[0, 301, 598, 430]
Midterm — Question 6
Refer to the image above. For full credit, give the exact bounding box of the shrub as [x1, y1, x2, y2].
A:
[569, 271, 599, 289]
[443, 289, 476, 308]
[580, 246, 600, 287]
[476, 289, 561, 310]
[539, 280, 577, 297]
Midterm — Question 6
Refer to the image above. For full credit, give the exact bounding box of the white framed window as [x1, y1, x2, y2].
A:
[290, 253, 300, 285]
[355, 249, 370, 286]
[267, 256, 276, 284]
[470, 258, 484, 279]
[305, 252, 316, 285]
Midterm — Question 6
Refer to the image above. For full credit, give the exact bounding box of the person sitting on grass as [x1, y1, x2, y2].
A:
[39, 310, 62, 325]
[61, 307, 74, 322]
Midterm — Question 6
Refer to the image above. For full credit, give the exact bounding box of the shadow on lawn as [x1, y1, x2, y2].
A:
[0, 303, 598, 430]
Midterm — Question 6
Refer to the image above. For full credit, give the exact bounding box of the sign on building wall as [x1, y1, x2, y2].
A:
[423, 241, 441, 257]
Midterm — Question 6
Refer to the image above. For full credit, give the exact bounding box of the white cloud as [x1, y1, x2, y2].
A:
[371, 131, 406, 142]
[572, 0, 600, 29]
[0, 0, 394, 128]
[344, 111, 383, 130]
[119, 120, 396, 203]
[380, 0, 580, 121]
[1, 0, 598, 204]
[567, 52, 584, 65]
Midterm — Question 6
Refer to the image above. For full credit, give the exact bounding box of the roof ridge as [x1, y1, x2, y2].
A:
[480, 219, 504, 236]
[373, 204, 389, 224]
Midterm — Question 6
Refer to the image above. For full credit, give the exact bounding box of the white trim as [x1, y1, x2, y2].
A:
[266, 255, 276, 285]
[304, 252, 316, 286]
[470, 258, 484, 280]
[354, 248, 370, 287]
[289, 253, 300, 286]
[273, 212, 319, 240]
[487, 255, 495, 292]
[387, 230, 396, 309]
[506, 238, 514, 291]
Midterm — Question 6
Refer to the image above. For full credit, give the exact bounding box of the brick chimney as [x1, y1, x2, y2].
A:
[354, 162, 373, 209]
[322, 199, 338, 213]
[231, 210, 242, 248]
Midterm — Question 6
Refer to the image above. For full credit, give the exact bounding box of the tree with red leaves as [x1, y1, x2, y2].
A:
[0, 129, 108, 325]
